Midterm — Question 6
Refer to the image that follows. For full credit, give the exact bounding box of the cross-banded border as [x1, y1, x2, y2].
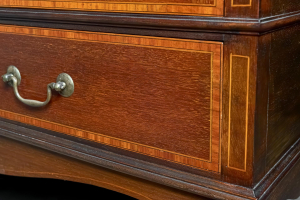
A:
[0, 0, 224, 16]
[0, 25, 222, 172]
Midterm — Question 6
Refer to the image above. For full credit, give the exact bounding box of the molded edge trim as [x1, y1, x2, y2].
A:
[254, 138, 300, 200]
[0, 118, 299, 199]
[0, 8, 299, 34]
[0, 118, 254, 200]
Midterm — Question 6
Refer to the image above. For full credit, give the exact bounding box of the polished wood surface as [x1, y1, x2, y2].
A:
[252, 24, 300, 186]
[0, 136, 210, 200]
[264, 149, 300, 200]
[225, 0, 257, 18]
[0, 118, 256, 200]
[266, 24, 300, 170]
[0, 1, 299, 200]
[221, 35, 258, 187]
[261, 0, 300, 17]
[227, 54, 250, 171]
[0, 0, 224, 16]
[0, 8, 299, 35]
[0, 25, 222, 172]
[1, 116, 300, 200]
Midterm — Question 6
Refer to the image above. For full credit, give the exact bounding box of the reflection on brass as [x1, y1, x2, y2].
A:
[2, 66, 74, 107]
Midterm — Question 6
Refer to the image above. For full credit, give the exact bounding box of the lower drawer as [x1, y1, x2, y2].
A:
[0, 25, 222, 172]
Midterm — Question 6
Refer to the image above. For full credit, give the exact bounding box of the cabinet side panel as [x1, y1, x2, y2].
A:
[260, 0, 300, 17]
[271, 0, 300, 16]
[267, 24, 300, 170]
[252, 34, 271, 185]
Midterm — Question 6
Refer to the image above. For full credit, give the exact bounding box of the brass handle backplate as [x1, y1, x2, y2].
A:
[2, 66, 74, 107]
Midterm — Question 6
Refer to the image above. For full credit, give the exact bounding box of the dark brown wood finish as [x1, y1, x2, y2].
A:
[222, 34, 257, 187]
[252, 23, 300, 187]
[253, 138, 300, 200]
[0, 8, 300, 35]
[0, 21, 299, 196]
[264, 147, 300, 200]
[0, 119, 256, 200]
[0, 136, 211, 200]
[0, 1, 299, 200]
[266, 24, 300, 171]
[0, 25, 222, 172]
[261, 0, 300, 18]
[0, 114, 300, 200]
[225, 0, 259, 18]
[252, 33, 270, 185]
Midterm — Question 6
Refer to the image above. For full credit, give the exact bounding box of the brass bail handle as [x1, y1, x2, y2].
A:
[2, 66, 74, 107]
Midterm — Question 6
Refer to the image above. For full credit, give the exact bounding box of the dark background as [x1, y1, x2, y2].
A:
[0, 174, 135, 200]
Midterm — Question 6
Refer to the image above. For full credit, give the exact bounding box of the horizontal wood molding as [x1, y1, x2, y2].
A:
[0, 119, 258, 200]
[0, 25, 222, 172]
[0, 9, 299, 35]
[0, 0, 223, 16]
[0, 116, 299, 200]
[0, 108, 219, 172]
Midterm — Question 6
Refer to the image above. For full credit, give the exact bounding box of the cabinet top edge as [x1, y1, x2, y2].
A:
[0, 8, 300, 35]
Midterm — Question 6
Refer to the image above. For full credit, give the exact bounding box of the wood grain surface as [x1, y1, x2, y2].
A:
[266, 24, 300, 171]
[0, 8, 299, 35]
[0, 25, 222, 172]
[261, 0, 300, 17]
[228, 54, 250, 172]
[252, 33, 271, 185]
[1, 116, 300, 200]
[0, 136, 211, 200]
[231, 0, 251, 7]
[225, 0, 258, 18]
[252, 23, 300, 187]
[0, 119, 258, 200]
[221, 35, 257, 187]
[0, 0, 224, 16]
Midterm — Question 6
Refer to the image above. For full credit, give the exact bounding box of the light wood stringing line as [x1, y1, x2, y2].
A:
[231, 0, 252, 7]
[0, 109, 215, 171]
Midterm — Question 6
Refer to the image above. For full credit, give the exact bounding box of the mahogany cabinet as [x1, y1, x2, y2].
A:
[0, 1, 299, 199]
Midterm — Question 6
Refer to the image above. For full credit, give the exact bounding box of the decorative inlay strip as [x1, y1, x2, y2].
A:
[0, 109, 219, 171]
[0, 25, 222, 172]
[231, 0, 252, 7]
[0, 0, 224, 16]
[228, 54, 250, 172]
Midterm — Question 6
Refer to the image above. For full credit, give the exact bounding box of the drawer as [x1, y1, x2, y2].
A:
[0, 25, 222, 173]
[0, 0, 223, 16]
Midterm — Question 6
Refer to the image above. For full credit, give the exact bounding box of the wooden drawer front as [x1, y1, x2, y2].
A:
[0, 0, 223, 16]
[0, 25, 222, 172]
